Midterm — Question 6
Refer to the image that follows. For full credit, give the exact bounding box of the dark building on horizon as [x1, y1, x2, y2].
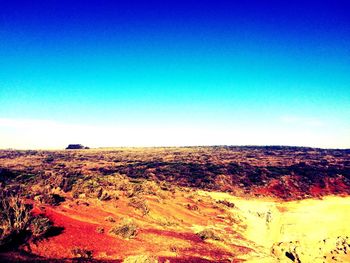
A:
[65, 144, 89, 150]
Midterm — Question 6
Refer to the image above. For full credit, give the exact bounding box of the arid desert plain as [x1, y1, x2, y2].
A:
[1, 146, 350, 262]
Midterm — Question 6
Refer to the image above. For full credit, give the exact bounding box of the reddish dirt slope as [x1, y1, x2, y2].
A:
[26, 192, 250, 262]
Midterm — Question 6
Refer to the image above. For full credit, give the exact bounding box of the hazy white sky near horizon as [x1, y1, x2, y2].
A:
[1, 1, 350, 149]
[0, 117, 349, 149]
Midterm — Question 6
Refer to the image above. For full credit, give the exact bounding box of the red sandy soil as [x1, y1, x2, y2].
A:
[24, 192, 250, 262]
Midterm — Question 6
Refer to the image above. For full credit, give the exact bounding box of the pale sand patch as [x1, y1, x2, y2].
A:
[198, 191, 350, 262]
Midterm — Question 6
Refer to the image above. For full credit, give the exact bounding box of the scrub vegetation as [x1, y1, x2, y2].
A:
[0, 146, 349, 262]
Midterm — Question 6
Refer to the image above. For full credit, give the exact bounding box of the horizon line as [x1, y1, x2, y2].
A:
[1, 144, 349, 151]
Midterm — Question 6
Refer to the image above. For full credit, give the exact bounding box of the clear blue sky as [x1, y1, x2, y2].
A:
[0, 0, 349, 148]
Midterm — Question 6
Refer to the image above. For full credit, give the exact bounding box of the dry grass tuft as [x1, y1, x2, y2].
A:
[109, 219, 138, 239]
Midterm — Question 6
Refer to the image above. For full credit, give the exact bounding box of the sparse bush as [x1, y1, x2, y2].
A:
[169, 245, 179, 253]
[71, 247, 93, 259]
[126, 184, 144, 198]
[59, 176, 77, 192]
[159, 181, 174, 192]
[154, 217, 178, 227]
[41, 172, 65, 191]
[96, 226, 104, 234]
[30, 215, 53, 238]
[118, 181, 133, 192]
[98, 190, 111, 201]
[196, 229, 221, 241]
[128, 197, 150, 216]
[71, 176, 119, 201]
[140, 181, 161, 195]
[105, 216, 116, 222]
[110, 219, 137, 239]
[0, 192, 32, 248]
[0, 190, 59, 249]
[40, 193, 65, 206]
[122, 179, 163, 198]
[216, 200, 235, 208]
[71, 178, 101, 199]
[186, 203, 199, 211]
[44, 156, 54, 163]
